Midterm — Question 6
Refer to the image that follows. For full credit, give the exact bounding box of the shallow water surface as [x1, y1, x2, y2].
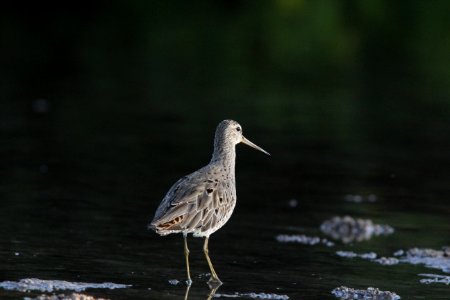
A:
[1, 113, 450, 299]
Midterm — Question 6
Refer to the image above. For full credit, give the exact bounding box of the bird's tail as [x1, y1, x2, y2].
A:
[148, 216, 184, 235]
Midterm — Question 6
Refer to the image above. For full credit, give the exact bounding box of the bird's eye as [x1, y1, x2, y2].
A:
[236, 127, 241, 132]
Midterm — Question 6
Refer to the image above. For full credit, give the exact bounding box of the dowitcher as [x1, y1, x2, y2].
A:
[149, 119, 269, 285]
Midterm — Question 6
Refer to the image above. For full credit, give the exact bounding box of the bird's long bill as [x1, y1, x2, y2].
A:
[241, 136, 271, 156]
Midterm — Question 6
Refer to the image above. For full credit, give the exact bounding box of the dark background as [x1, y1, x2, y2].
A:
[1, 1, 450, 299]
[2, 0, 450, 216]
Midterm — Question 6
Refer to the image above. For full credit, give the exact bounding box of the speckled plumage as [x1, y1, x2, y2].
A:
[151, 162, 236, 238]
[148, 119, 269, 284]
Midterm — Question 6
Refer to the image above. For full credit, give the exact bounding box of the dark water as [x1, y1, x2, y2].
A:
[1, 1, 450, 299]
[1, 102, 449, 299]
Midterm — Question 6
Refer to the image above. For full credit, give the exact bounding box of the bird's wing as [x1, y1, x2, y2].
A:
[151, 167, 216, 226]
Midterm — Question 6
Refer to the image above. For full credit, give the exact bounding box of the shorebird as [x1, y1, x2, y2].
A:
[148, 119, 270, 285]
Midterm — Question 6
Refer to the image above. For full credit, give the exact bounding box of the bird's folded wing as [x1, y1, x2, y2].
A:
[152, 173, 215, 224]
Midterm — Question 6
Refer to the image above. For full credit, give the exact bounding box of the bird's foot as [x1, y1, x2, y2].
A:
[186, 278, 193, 286]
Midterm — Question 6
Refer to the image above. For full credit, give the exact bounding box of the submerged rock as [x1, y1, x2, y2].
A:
[331, 286, 400, 300]
[0, 279, 130, 293]
[276, 234, 334, 246]
[24, 293, 109, 300]
[321, 216, 394, 243]
[419, 273, 450, 285]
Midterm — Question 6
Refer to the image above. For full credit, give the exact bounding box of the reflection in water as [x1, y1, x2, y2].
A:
[183, 284, 191, 300]
[320, 216, 394, 243]
[184, 282, 222, 300]
[182, 282, 289, 300]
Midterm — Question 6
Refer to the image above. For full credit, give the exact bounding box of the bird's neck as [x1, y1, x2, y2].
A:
[210, 140, 236, 171]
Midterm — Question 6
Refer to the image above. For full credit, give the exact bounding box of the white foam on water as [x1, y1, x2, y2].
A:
[213, 292, 289, 299]
[331, 286, 400, 300]
[401, 248, 450, 273]
[0, 278, 130, 293]
[337, 247, 450, 271]
[336, 251, 378, 260]
[168, 279, 180, 285]
[344, 194, 377, 203]
[321, 216, 394, 243]
[24, 293, 109, 300]
[276, 234, 334, 247]
[374, 257, 400, 265]
[418, 273, 450, 285]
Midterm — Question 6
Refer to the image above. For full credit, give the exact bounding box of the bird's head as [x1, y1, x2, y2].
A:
[215, 119, 270, 156]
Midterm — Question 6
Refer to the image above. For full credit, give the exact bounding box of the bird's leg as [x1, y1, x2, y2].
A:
[183, 233, 192, 285]
[203, 237, 222, 284]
